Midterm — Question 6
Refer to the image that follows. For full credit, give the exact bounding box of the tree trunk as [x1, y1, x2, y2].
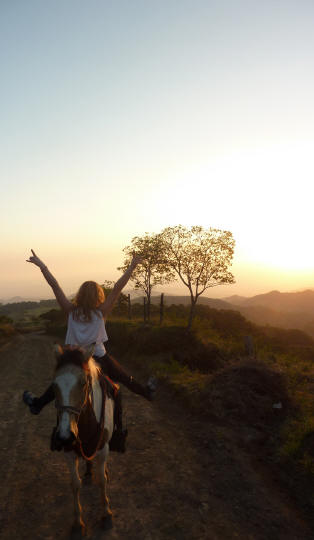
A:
[159, 293, 164, 325]
[187, 297, 197, 330]
[147, 294, 151, 322]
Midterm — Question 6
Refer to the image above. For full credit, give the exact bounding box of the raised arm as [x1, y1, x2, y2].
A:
[99, 253, 142, 318]
[26, 249, 73, 314]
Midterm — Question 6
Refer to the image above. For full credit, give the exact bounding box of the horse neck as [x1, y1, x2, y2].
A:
[88, 360, 103, 423]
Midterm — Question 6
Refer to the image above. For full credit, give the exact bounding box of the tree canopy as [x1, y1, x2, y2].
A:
[161, 225, 235, 328]
[119, 233, 175, 320]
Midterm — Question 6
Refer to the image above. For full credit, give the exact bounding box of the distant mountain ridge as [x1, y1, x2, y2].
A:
[224, 289, 314, 313]
[149, 295, 231, 310]
[0, 295, 48, 304]
[149, 289, 314, 313]
[223, 295, 249, 305]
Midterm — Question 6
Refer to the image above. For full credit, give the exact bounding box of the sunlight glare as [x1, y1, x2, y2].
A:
[163, 142, 314, 273]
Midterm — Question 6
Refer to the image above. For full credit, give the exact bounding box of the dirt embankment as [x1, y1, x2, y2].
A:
[0, 333, 312, 539]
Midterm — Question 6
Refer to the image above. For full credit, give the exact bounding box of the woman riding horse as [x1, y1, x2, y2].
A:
[23, 249, 155, 452]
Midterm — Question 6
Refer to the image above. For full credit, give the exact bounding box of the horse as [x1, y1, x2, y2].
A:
[52, 344, 114, 535]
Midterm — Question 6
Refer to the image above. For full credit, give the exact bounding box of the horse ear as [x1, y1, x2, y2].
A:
[54, 343, 63, 358]
[82, 343, 95, 362]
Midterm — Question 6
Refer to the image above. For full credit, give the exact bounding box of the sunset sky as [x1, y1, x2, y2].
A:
[1, 1, 314, 300]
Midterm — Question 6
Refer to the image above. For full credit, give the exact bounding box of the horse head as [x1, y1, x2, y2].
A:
[53, 345, 94, 449]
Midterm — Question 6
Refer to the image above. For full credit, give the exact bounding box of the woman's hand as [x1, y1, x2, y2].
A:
[26, 249, 46, 269]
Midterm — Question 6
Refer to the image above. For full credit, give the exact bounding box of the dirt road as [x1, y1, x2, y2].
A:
[0, 334, 312, 539]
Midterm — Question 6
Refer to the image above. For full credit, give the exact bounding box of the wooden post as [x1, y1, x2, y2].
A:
[244, 335, 255, 358]
[128, 294, 131, 320]
[159, 293, 164, 325]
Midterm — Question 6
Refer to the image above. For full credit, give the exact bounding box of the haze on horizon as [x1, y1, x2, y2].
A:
[1, 1, 314, 301]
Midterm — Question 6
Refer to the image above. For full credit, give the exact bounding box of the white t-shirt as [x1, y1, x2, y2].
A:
[65, 309, 108, 357]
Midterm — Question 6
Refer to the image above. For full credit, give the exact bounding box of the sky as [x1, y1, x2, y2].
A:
[1, 0, 314, 300]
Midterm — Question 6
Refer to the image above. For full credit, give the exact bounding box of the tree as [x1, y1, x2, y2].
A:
[161, 225, 235, 329]
[119, 233, 175, 321]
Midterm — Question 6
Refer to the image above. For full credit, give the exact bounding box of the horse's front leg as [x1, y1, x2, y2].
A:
[95, 444, 112, 530]
[65, 453, 86, 536]
[83, 460, 93, 484]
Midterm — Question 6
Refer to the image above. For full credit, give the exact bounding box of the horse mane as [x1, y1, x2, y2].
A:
[88, 357, 102, 382]
[55, 348, 101, 381]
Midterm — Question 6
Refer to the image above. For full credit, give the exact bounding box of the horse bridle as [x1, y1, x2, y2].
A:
[55, 373, 92, 419]
[54, 369, 107, 461]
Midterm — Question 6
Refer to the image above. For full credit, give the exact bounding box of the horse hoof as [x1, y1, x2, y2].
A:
[101, 514, 113, 530]
[70, 523, 86, 539]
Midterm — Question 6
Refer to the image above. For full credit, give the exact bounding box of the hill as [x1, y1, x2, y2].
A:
[149, 294, 231, 310]
[0, 299, 58, 322]
[223, 289, 314, 338]
[223, 294, 248, 305]
[0, 295, 45, 304]
[225, 289, 314, 313]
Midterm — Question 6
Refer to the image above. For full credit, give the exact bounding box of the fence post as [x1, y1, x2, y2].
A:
[128, 294, 131, 320]
[244, 335, 255, 358]
[160, 293, 164, 325]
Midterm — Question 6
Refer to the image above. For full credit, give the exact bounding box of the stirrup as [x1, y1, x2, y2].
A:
[109, 428, 128, 453]
[50, 426, 63, 451]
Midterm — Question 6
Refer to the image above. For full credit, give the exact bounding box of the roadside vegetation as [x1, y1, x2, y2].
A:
[0, 299, 57, 334]
[0, 315, 15, 343]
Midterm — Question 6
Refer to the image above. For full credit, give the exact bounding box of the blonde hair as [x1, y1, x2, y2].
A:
[73, 281, 105, 321]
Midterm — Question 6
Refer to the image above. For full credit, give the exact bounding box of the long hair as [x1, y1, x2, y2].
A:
[73, 281, 105, 322]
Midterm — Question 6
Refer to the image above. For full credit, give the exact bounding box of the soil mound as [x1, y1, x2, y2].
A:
[201, 360, 289, 430]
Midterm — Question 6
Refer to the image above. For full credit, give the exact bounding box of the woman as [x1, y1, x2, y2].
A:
[23, 249, 155, 452]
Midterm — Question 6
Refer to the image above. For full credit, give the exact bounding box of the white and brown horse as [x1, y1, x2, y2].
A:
[53, 344, 114, 535]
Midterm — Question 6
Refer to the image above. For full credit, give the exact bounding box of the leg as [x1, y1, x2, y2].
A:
[98, 353, 150, 398]
[109, 390, 128, 453]
[113, 389, 123, 430]
[64, 453, 86, 535]
[23, 384, 55, 414]
[95, 446, 113, 529]
[83, 460, 93, 484]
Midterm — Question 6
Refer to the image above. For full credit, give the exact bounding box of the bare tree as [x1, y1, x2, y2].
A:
[119, 233, 175, 322]
[161, 225, 235, 329]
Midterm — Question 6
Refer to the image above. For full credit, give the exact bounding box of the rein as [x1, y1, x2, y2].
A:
[76, 381, 107, 461]
[56, 369, 107, 461]
[57, 405, 82, 416]
[55, 375, 91, 418]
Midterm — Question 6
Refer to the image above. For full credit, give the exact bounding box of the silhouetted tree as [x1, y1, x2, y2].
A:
[119, 233, 175, 321]
[161, 225, 235, 329]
